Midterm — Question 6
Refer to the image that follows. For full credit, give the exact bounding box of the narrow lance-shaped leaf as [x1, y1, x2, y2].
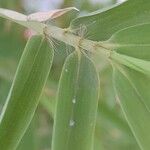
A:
[108, 23, 150, 110]
[110, 52, 150, 76]
[108, 23, 150, 150]
[113, 65, 150, 150]
[0, 35, 54, 150]
[70, 0, 150, 41]
[27, 7, 79, 22]
[107, 23, 150, 60]
[51, 51, 100, 150]
[0, 8, 44, 33]
[0, 7, 79, 34]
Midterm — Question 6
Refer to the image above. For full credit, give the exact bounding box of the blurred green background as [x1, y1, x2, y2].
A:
[0, 0, 140, 150]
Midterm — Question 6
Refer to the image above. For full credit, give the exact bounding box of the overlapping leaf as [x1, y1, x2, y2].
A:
[107, 24, 150, 150]
[0, 35, 54, 150]
[0, 8, 44, 33]
[113, 65, 150, 150]
[107, 24, 150, 60]
[0, 7, 79, 34]
[71, 0, 150, 41]
[52, 51, 99, 150]
[27, 7, 79, 22]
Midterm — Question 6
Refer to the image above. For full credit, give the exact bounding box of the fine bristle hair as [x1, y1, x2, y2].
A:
[76, 47, 91, 59]
[82, 47, 93, 57]
[46, 36, 58, 54]
[75, 24, 88, 39]
[70, 20, 97, 39]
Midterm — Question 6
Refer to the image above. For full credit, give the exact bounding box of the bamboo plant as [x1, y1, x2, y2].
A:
[0, 0, 150, 150]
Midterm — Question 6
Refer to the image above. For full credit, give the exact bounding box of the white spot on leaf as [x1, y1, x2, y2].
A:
[72, 98, 76, 104]
[69, 120, 75, 127]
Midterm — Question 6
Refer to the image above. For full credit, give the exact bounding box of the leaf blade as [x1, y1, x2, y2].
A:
[71, 0, 150, 41]
[109, 22, 150, 150]
[51, 51, 100, 150]
[107, 23, 150, 60]
[110, 52, 150, 76]
[113, 64, 150, 150]
[0, 35, 54, 150]
[27, 7, 79, 22]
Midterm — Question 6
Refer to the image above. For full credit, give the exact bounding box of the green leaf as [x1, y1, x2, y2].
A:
[0, 58, 16, 81]
[70, 0, 150, 41]
[108, 23, 150, 150]
[0, 8, 44, 34]
[0, 7, 79, 34]
[113, 65, 150, 150]
[40, 91, 56, 117]
[0, 35, 54, 150]
[17, 116, 37, 150]
[110, 52, 150, 76]
[51, 51, 100, 150]
[27, 7, 79, 22]
[107, 24, 150, 60]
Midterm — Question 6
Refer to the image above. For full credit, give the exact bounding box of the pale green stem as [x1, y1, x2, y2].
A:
[44, 25, 111, 55]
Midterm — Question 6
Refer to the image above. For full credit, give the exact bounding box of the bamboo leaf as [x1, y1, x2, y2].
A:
[113, 65, 150, 150]
[0, 7, 79, 34]
[110, 52, 150, 76]
[108, 23, 150, 150]
[0, 8, 44, 33]
[27, 7, 79, 22]
[107, 24, 150, 60]
[0, 35, 54, 150]
[51, 51, 100, 150]
[70, 0, 150, 41]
